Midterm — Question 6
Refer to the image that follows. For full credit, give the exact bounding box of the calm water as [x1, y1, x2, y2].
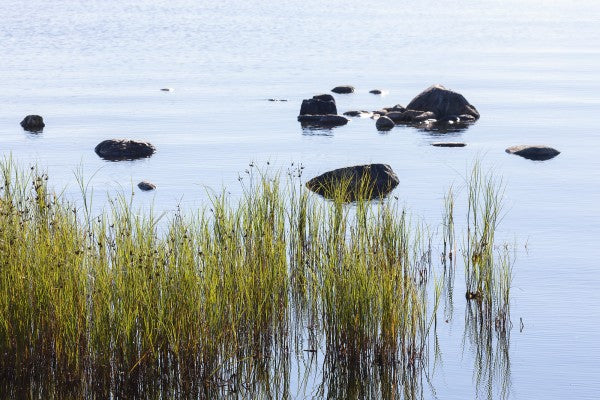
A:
[1, 0, 600, 398]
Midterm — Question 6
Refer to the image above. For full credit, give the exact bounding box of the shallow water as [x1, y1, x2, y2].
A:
[1, 0, 600, 398]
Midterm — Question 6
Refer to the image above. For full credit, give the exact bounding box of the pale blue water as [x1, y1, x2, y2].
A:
[1, 0, 600, 398]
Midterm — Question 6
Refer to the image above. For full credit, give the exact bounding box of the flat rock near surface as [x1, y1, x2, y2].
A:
[306, 163, 399, 201]
[331, 85, 355, 94]
[95, 139, 156, 161]
[432, 142, 466, 147]
[506, 145, 560, 161]
[20, 115, 45, 132]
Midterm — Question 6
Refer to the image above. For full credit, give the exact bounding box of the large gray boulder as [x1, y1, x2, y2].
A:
[506, 145, 560, 161]
[20, 115, 45, 132]
[306, 164, 399, 201]
[406, 84, 479, 121]
[95, 139, 156, 161]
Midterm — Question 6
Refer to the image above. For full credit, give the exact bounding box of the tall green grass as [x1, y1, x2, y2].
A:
[0, 159, 514, 398]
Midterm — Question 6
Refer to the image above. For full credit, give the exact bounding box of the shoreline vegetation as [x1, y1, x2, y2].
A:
[0, 159, 513, 399]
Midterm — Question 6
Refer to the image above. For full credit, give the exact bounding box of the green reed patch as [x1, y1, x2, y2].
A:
[0, 160, 513, 398]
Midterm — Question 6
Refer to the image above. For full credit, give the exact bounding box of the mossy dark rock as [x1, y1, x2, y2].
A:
[406, 84, 479, 121]
[95, 139, 156, 161]
[331, 85, 355, 94]
[20, 115, 45, 132]
[306, 164, 399, 201]
[505, 145, 560, 161]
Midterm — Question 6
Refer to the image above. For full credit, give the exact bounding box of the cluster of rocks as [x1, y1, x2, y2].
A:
[370, 84, 480, 131]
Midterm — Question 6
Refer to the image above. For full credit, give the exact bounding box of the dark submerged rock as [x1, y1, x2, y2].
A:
[317, 115, 349, 126]
[406, 84, 479, 121]
[432, 142, 466, 147]
[20, 115, 45, 132]
[297, 114, 348, 127]
[343, 110, 372, 117]
[299, 97, 337, 116]
[95, 139, 156, 161]
[384, 104, 405, 112]
[331, 85, 355, 94]
[375, 116, 395, 131]
[369, 89, 382, 95]
[306, 164, 399, 201]
[505, 145, 560, 161]
[138, 181, 156, 191]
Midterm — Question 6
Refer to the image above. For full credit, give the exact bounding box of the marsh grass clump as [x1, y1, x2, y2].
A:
[0, 159, 514, 399]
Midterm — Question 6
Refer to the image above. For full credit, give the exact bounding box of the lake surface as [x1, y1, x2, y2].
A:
[1, 0, 600, 398]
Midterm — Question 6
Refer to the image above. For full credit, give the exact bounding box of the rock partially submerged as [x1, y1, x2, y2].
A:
[432, 142, 466, 147]
[306, 164, 399, 201]
[20, 115, 45, 132]
[375, 116, 395, 131]
[298, 114, 348, 127]
[138, 181, 156, 191]
[95, 139, 156, 161]
[406, 84, 479, 121]
[331, 85, 355, 94]
[343, 110, 372, 117]
[505, 145, 560, 161]
[369, 89, 382, 95]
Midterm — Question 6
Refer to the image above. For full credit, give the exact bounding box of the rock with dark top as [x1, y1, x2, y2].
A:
[369, 89, 382, 94]
[331, 85, 355, 94]
[138, 181, 156, 191]
[312, 93, 336, 102]
[20, 115, 45, 132]
[306, 164, 399, 201]
[95, 139, 156, 161]
[299, 96, 337, 116]
[432, 142, 466, 147]
[376, 116, 395, 131]
[406, 84, 479, 121]
[505, 145, 560, 161]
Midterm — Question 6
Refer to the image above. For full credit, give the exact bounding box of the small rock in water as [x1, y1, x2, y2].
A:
[343, 110, 372, 117]
[331, 85, 355, 94]
[505, 145, 560, 161]
[20, 115, 45, 132]
[160, 88, 173, 92]
[267, 98, 288, 102]
[369, 89, 383, 95]
[375, 116, 395, 131]
[138, 181, 156, 191]
[432, 142, 466, 147]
